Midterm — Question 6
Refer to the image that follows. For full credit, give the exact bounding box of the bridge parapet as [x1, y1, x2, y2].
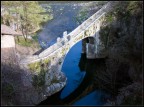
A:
[38, 2, 118, 58]
[20, 1, 119, 65]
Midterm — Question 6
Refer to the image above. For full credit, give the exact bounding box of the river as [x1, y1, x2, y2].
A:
[37, 1, 103, 48]
[38, 2, 82, 48]
[38, 2, 109, 105]
[38, 40, 110, 105]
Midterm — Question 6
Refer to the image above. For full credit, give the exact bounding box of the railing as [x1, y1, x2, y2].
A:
[20, 1, 119, 64]
[38, 1, 113, 57]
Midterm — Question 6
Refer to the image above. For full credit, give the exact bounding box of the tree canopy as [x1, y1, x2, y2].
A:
[1, 1, 53, 40]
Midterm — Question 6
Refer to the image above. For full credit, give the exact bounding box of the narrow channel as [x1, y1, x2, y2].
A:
[37, 2, 110, 105]
[38, 41, 109, 105]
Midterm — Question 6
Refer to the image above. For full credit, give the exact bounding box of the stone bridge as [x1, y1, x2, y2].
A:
[20, 1, 118, 69]
[18, 2, 118, 103]
[12, 2, 120, 104]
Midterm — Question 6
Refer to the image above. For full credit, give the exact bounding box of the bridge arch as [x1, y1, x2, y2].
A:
[60, 36, 96, 69]
[18, 2, 119, 103]
[20, 1, 118, 65]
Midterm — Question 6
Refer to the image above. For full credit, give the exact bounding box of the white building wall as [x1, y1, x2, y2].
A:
[1, 35, 15, 48]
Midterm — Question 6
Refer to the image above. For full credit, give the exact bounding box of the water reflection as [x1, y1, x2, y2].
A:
[60, 41, 86, 99]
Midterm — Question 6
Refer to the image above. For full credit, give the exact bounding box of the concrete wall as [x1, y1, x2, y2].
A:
[1, 35, 15, 48]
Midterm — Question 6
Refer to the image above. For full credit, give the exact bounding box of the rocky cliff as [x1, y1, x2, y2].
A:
[80, 1, 143, 105]
[1, 48, 67, 105]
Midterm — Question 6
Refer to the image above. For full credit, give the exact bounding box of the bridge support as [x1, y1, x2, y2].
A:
[82, 38, 88, 54]
[86, 37, 96, 59]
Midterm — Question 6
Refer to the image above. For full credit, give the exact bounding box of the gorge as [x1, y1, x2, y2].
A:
[1, 1, 143, 106]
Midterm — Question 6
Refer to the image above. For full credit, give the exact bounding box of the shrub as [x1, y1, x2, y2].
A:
[28, 61, 41, 72]
[29, 58, 51, 88]
[51, 78, 60, 84]
[31, 62, 48, 88]
[43, 58, 50, 65]
[15, 35, 40, 48]
[2, 83, 14, 97]
[105, 13, 113, 23]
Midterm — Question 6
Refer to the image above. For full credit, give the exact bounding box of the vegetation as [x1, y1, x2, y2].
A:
[29, 58, 50, 88]
[29, 58, 61, 88]
[2, 82, 14, 98]
[105, 13, 114, 23]
[99, 26, 110, 48]
[15, 35, 40, 48]
[121, 92, 143, 105]
[75, 9, 88, 25]
[100, 1, 143, 49]
[51, 78, 60, 83]
[97, 1, 142, 105]
[75, 1, 108, 25]
[1, 1, 53, 41]
[28, 58, 50, 73]
[32, 67, 46, 88]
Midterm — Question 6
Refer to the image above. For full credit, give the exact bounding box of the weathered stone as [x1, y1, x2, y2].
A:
[86, 43, 95, 59]
[82, 38, 88, 53]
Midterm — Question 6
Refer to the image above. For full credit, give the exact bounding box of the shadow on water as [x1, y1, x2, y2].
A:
[37, 54, 106, 105]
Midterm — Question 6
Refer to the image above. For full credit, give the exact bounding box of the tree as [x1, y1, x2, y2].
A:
[1, 1, 53, 41]
[75, 9, 88, 25]
[75, 1, 108, 25]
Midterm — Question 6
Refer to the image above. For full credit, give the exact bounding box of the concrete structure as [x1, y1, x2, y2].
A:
[1, 35, 16, 48]
[1, 24, 22, 48]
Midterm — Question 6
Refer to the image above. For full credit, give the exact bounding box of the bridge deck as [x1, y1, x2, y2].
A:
[20, 1, 119, 65]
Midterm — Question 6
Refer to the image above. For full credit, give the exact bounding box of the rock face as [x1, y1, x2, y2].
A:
[82, 20, 108, 59]
[81, 1, 143, 105]
[1, 49, 67, 105]
[44, 63, 67, 97]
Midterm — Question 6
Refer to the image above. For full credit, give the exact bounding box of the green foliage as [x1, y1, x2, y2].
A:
[30, 58, 50, 88]
[97, 1, 108, 5]
[2, 83, 14, 96]
[43, 58, 49, 65]
[15, 36, 40, 48]
[99, 26, 110, 48]
[126, 1, 142, 15]
[111, 1, 142, 21]
[28, 58, 50, 73]
[75, 9, 88, 25]
[105, 13, 113, 23]
[31, 33, 39, 42]
[28, 61, 41, 72]
[32, 71, 46, 88]
[51, 78, 60, 83]
[1, 1, 53, 40]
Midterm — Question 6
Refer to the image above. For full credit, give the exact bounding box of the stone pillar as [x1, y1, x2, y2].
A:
[88, 37, 95, 44]
[86, 37, 96, 59]
[82, 38, 88, 54]
[95, 22, 107, 58]
[63, 31, 67, 37]
[57, 37, 63, 46]
[63, 31, 68, 41]
[57, 37, 61, 42]
[86, 43, 95, 59]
